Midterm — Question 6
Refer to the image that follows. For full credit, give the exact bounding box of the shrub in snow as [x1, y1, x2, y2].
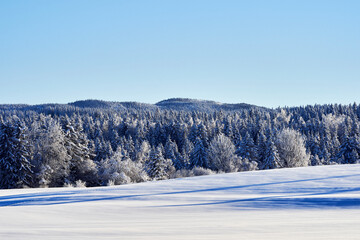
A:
[99, 149, 148, 185]
[170, 167, 215, 178]
[191, 167, 215, 176]
[107, 180, 115, 186]
[170, 169, 191, 179]
[63, 182, 74, 188]
[39, 178, 50, 188]
[75, 180, 87, 188]
[237, 158, 258, 172]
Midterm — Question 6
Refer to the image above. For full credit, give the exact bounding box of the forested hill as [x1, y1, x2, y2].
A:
[0, 98, 266, 112]
[155, 98, 265, 112]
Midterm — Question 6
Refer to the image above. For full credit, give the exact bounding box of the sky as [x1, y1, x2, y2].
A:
[0, 0, 359, 108]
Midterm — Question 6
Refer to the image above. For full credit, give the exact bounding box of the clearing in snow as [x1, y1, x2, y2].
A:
[1, 164, 360, 239]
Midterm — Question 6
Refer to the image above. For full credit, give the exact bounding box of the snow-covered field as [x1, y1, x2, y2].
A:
[1, 164, 360, 239]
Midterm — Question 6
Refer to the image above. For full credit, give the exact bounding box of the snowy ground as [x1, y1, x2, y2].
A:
[1, 164, 360, 239]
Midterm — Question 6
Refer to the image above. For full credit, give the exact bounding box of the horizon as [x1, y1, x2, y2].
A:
[1, 97, 359, 109]
[1, 1, 359, 108]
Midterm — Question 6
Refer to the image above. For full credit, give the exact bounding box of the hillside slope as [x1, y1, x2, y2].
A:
[155, 98, 263, 111]
[0, 98, 267, 112]
[0, 164, 360, 239]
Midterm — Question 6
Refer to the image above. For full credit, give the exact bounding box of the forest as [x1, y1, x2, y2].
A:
[1, 99, 359, 189]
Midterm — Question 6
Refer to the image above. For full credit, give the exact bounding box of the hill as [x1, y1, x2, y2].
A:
[69, 98, 267, 112]
[156, 98, 263, 111]
[1, 164, 360, 239]
[0, 98, 267, 112]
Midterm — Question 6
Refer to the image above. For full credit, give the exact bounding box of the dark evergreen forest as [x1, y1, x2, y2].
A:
[1, 99, 359, 189]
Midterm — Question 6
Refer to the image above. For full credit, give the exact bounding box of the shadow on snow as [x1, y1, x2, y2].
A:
[0, 174, 359, 209]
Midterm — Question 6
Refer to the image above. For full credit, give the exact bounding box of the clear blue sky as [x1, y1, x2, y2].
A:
[1, 0, 359, 108]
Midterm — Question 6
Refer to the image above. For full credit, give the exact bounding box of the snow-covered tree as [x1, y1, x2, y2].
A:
[164, 137, 182, 169]
[336, 135, 360, 164]
[146, 145, 173, 180]
[135, 140, 151, 164]
[260, 136, 281, 169]
[179, 138, 193, 169]
[62, 117, 98, 186]
[207, 134, 238, 172]
[94, 138, 113, 162]
[29, 117, 71, 187]
[0, 122, 33, 189]
[189, 137, 208, 169]
[236, 132, 258, 162]
[256, 130, 267, 164]
[276, 128, 310, 168]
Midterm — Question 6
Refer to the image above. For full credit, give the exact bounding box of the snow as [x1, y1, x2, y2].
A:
[1, 164, 360, 239]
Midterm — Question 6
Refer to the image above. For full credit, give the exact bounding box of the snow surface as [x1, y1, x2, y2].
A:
[1, 164, 360, 239]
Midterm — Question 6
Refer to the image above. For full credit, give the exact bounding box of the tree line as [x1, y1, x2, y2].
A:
[1, 102, 360, 189]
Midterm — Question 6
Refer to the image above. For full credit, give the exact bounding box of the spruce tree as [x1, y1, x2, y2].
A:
[260, 137, 281, 169]
[189, 137, 208, 169]
[337, 135, 360, 164]
[62, 117, 98, 186]
[164, 137, 182, 169]
[0, 122, 32, 189]
[236, 132, 258, 162]
[146, 145, 170, 180]
[30, 117, 71, 187]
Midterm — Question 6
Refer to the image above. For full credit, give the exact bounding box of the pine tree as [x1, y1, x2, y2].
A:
[109, 128, 121, 152]
[164, 136, 182, 169]
[146, 145, 171, 180]
[30, 117, 71, 187]
[135, 140, 151, 164]
[123, 136, 135, 160]
[310, 154, 323, 166]
[0, 122, 33, 189]
[223, 117, 233, 138]
[180, 138, 193, 169]
[337, 135, 360, 164]
[62, 117, 98, 186]
[307, 134, 321, 159]
[260, 137, 281, 169]
[94, 138, 113, 162]
[236, 132, 258, 162]
[189, 137, 208, 169]
[256, 130, 267, 164]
